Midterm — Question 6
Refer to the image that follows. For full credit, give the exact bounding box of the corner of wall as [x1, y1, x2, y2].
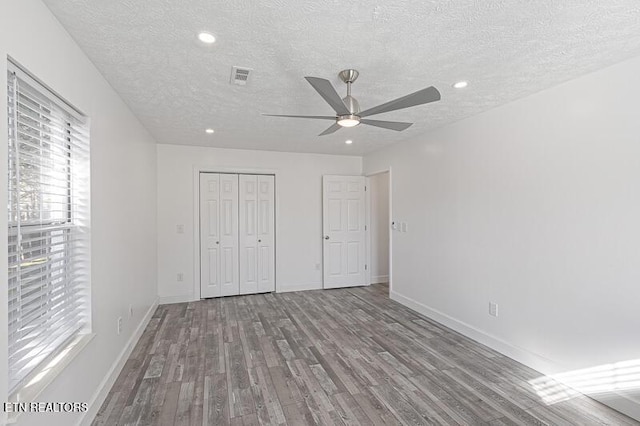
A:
[78, 298, 158, 426]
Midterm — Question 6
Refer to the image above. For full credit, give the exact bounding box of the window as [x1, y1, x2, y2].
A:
[7, 62, 90, 395]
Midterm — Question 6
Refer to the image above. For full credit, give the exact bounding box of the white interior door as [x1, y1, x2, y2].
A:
[200, 173, 239, 298]
[239, 175, 275, 294]
[322, 175, 366, 289]
[257, 175, 275, 293]
[200, 173, 221, 298]
[219, 174, 240, 296]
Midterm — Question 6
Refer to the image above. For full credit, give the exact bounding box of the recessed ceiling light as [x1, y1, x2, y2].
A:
[453, 81, 468, 89]
[345, 139, 353, 145]
[198, 32, 216, 44]
[205, 128, 215, 134]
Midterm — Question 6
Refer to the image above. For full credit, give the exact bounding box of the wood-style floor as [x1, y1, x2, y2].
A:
[94, 284, 639, 425]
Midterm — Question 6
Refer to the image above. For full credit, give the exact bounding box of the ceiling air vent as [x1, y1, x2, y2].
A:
[230, 66, 253, 86]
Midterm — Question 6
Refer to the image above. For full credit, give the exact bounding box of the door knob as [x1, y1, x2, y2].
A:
[324, 236, 330, 240]
[216, 241, 219, 244]
[258, 239, 262, 242]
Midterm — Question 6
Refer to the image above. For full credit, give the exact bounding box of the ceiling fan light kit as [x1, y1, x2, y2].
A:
[264, 69, 441, 136]
[337, 115, 360, 127]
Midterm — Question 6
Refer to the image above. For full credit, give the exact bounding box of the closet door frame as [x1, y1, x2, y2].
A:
[193, 166, 278, 300]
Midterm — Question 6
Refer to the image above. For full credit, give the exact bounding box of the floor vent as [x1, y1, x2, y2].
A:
[231, 66, 253, 86]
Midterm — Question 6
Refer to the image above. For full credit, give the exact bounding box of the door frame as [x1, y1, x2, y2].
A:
[365, 168, 393, 294]
[193, 165, 279, 299]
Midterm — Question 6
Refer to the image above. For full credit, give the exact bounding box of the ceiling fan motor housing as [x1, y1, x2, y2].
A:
[342, 95, 360, 114]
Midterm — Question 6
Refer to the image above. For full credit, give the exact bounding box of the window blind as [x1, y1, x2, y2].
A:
[7, 64, 91, 394]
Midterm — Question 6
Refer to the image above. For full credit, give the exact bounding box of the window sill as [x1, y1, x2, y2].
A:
[7, 333, 95, 423]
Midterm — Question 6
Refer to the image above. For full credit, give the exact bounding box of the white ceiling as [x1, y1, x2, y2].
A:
[43, 0, 640, 155]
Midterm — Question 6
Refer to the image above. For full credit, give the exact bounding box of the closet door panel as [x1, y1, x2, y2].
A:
[257, 175, 275, 292]
[219, 173, 240, 296]
[239, 174, 259, 294]
[200, 173, 221, 298]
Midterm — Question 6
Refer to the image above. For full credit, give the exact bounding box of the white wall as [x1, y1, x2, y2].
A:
[0, 1, 158, 425]
[157, 144, 361, 300]
[369, 172, 389, 283]
[364, 55, 640, 420]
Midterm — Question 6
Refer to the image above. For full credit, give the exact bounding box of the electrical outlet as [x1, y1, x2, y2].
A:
[129, 305, 134, 318]
[489, 302, 499, 317]
[177, 272, 184, 282]
[176, 224, 184, 234]
[117, 317, 123, 335]
[315, 263, 321, 270]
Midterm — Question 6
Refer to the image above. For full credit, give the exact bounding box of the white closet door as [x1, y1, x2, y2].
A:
[200, 173, 221, 298]
[240, 175, 275, 294]
[239, 175, 259, 294]
[219, 174, 240, 296]
[202, 172, 273, 298]
[257, 175, 275, 293]
[322, 175, 366, 289]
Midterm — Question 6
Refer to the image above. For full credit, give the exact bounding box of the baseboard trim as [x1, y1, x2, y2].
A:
[160, 285, 325, 299]
[371, 275, 389, 284]
[596, 393, 640, 422]
[390, 290, 640, 422]
[78, 299, 158, 426]
[390, 291, 558, 373]
[158, 294, 195, 304]
[276, 283, 323, 293]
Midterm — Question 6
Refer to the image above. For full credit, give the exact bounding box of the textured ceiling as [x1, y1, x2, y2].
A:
[42, 0, 640, 155]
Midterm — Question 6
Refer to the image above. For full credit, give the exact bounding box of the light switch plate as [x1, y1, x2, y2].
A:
[489, 302, 499, 317]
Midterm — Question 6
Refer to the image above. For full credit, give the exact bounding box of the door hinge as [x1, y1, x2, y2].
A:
[365, 264, 367, 270]
[364, 186, 367, 191]
[364, 225, 367, 231]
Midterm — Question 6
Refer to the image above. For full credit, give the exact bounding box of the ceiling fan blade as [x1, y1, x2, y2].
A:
[318, 123, 342, 136]
[262, 114, 335, 120]
[304, 77, 351, 115]
[359, 86, 441, 118]
[360, 119, 413, 131]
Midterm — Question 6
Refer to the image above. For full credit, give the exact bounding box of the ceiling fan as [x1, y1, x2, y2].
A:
[263, 69, 441, 136]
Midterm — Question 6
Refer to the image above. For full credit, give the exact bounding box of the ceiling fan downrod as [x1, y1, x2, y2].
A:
[339, 69, 360, 115]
